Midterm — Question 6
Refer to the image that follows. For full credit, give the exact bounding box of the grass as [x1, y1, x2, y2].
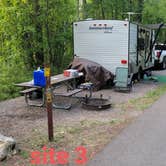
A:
[19, 150, 29, 159]
[119, 84, 166, 111]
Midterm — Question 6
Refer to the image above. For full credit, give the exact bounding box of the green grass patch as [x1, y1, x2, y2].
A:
[119, 84, 166, 111]
[20, 150, 29, 159]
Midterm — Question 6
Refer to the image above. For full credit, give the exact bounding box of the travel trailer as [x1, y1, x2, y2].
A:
[73, 20, 156, 83]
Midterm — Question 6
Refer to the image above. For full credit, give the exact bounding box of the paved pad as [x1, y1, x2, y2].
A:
[88, 93, 166, 166]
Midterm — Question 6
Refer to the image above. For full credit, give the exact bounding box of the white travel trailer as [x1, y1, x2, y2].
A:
[73, 20, 155, 83]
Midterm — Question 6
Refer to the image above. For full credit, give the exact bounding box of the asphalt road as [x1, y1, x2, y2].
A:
[88, 92, 166, 166]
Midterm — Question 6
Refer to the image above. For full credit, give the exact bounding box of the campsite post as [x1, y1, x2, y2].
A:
[44, 64, 54, 141]
[43, 0, 54, 141]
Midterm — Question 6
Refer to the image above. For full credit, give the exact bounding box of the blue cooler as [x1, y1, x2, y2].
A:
[33, 69, 46, 87]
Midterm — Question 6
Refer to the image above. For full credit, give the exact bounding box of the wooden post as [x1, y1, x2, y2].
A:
[45, 65, 54, 141]
[43, 0, 54, 141]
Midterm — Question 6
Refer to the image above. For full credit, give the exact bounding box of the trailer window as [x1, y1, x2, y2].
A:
[145, 32, 150, 49]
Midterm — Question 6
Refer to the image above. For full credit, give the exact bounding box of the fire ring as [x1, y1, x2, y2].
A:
[81, 98, 111, 110]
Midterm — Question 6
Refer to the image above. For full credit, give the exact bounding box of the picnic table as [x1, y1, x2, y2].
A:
[15, 73, 84, 108]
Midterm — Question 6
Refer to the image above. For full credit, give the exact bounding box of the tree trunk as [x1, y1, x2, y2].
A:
[82, 0, 87, 19]
[100, 0, 105, 19]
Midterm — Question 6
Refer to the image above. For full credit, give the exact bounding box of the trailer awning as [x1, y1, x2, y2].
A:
[146, 23, 166, 29]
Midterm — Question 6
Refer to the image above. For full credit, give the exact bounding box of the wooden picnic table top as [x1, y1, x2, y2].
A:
[15, 73, 83, 88]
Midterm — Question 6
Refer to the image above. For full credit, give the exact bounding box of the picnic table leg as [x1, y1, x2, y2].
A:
[24, 93, 29, 105]
[64, 78, 77, 91]
[24, 90, 45, 107]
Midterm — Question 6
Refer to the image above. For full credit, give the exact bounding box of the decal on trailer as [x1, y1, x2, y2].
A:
[89, 24, 114, 33]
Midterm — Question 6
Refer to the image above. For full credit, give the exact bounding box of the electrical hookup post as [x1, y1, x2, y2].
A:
[44, 64, 54, 141]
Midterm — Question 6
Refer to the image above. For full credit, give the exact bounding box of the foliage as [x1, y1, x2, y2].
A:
[142, 0, 166, 42]
[143, 0, 166, 23]
[79, 0, 144, 21]
[0, 1, 33, 100]
[0, 0, 76, 101]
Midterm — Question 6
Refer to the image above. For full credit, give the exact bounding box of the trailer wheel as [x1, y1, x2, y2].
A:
[137, 68, 144, 81]
[162, 57, 166, 69]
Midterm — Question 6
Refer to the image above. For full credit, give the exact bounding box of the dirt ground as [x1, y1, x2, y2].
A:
[0, 70, 165, 166]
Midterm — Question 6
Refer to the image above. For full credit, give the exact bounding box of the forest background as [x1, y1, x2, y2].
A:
[0, 0, 165, 100]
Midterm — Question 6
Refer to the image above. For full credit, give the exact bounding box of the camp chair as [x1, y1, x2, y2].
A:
[114, 67, 133, 92]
